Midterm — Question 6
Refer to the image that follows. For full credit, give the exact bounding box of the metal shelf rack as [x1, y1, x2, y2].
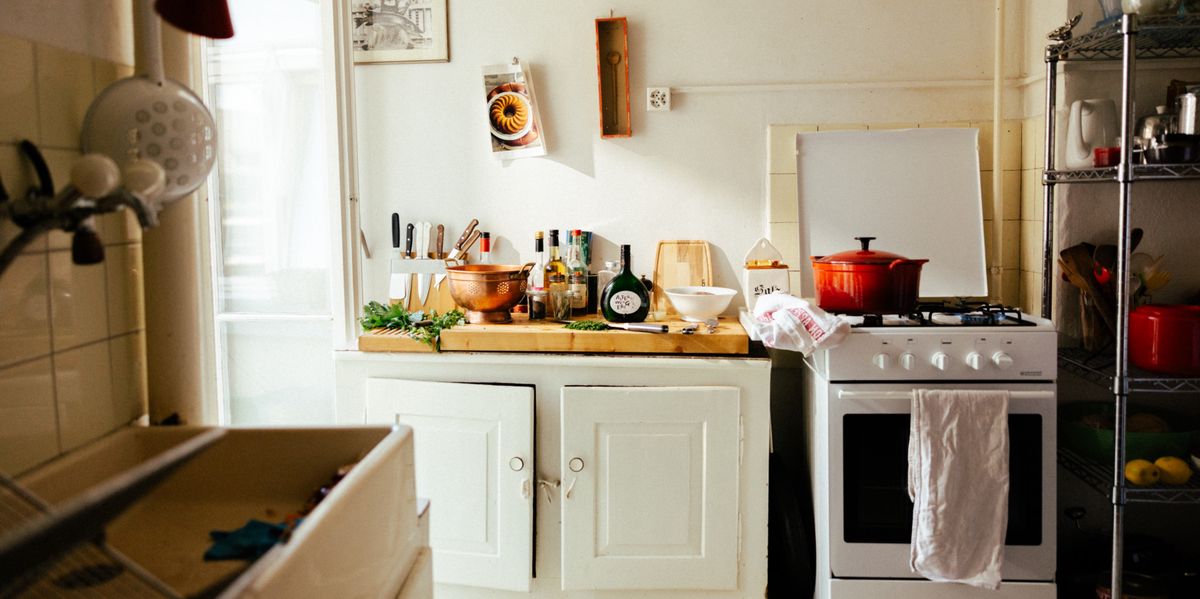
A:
[1041, 13, 1200, 598]
[1059, 346, 1200, 392]
[1059, 447, 1200, 503]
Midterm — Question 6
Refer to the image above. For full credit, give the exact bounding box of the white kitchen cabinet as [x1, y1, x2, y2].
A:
[560, 386, 740, 590]
[336, 352, 769, 599]
[365, 379, 534, 591]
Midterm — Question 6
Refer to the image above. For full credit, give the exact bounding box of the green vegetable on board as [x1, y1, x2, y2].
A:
[360, 301, 465, 349]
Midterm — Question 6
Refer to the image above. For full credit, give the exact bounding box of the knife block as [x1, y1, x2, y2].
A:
[389, 257, 458, 314]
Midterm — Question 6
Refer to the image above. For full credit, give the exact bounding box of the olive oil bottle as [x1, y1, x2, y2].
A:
[600, 244, 650, 323]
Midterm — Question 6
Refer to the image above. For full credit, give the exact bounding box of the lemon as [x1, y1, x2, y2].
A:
[1154, 456, 1193, 485]
[1124, 459, 1161, 486]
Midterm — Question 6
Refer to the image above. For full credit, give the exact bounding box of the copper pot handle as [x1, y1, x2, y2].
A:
[515, 262, 535, 280]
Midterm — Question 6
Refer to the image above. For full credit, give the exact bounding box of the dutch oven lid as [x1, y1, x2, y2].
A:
[813, 237, 914, 265]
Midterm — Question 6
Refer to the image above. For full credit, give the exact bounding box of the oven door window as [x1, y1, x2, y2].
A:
[842, 414, 1042, 545]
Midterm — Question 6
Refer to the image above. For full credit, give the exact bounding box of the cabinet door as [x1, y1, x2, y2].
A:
[560, 386, 741, 590]
[365, 379, 533, 591]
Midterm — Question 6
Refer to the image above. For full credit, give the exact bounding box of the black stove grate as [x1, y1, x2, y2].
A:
[851, 301, 1037, 328]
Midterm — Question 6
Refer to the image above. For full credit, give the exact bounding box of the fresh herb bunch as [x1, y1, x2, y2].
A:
[564, 320, 609, 331]
[360, 301, 465, 349]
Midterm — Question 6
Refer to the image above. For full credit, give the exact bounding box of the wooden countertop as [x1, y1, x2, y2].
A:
[358, 315, 748, 355]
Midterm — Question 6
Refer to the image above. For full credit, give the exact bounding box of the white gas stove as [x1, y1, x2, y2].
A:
[800, 302, 1058, 599]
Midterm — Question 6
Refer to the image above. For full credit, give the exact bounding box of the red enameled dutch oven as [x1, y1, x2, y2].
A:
[811, 236, 929, 315]
[1129, 304, 1200, 376]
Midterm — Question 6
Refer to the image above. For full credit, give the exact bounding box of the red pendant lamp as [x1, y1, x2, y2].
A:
[154, 0, 235, 39]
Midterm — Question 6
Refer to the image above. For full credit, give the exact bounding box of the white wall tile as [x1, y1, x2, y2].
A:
[54, 341, 120, 452]
[39, 148, 82, 250]
[1021, 220, 1045, 273]
[49, 251, 108, 350]
[1022, 117, 1045, 169]
[1020, 270, 1045, 315]
[768, 124, 816, 174]
[768, 222, 801, 269]
[0, 358, 58, 475]
[34, 43, 93, 150]
[0, 35, 39, 144]
[106, 243, 143, 335]
[109, 332, 147, 423]
[0, 253, 50, 368]
[768, 173, 798, 224]
[918, 121, 970, 129]
[1021, 169, 1044, 221]
[980, 171, 994, 221]
[1001, 120, 1022, 171]
[1001, 170, 1020, 221]
[972, 121, 994, 167]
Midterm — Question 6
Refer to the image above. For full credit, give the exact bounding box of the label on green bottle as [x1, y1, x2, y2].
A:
[608, 290, 642, 315]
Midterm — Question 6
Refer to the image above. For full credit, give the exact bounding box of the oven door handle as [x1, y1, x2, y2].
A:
[836, 390, 1056, 401]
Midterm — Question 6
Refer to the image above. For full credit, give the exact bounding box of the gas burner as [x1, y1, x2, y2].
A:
[847, 301, 1036, 327]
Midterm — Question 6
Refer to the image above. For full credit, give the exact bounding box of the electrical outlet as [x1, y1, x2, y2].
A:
[647, 87, 671, 111]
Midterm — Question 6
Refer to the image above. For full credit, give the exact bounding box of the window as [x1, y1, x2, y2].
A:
[203, 0, 358, 425]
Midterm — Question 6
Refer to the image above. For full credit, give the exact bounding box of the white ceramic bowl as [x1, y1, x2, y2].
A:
[664, 286, 737, 322]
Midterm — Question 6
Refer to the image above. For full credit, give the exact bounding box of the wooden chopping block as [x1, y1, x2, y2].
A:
[1059, 246, 1117, 334]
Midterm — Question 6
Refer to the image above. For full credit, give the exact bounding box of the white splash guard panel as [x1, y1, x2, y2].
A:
[795, 128, 988, 299]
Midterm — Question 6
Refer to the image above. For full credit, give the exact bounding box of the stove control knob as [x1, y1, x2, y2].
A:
[992, 352, 1014, 370]
[931, 352, 949, 371]
[899, 352, 916, 370]
[965, 352, 983, 370]
[872, 353, 891, 370]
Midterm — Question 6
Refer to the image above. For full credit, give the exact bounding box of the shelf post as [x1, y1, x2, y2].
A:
[1109, 13, 1139, 599]
[1040, 49, 1058, 319]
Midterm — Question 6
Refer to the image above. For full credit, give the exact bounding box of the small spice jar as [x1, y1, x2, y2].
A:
[527, 289, 547, 320]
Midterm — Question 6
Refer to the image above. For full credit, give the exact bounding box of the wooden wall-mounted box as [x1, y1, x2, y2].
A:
[595, 17, 631, 138]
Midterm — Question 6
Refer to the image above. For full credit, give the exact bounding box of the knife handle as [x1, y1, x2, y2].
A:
[623, 323, 669, 333]
[435, 224, 445, 258]
[453, 219, 479, 251]
[391, 214, 400, 249]
[404, 223, 414, 257]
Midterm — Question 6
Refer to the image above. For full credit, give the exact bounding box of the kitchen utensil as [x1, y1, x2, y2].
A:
[1066, 99, 1119, 169]
[435, 224, 445, 258]
[606, 51, 621, 133]
[461, 229, 482, 259]
[388, 214, 405, 303]
[1145, 133, 1200, 163]
[417, 222, 433, 305]
[560, 320, 668, 333]
[397, 223, 413, 304]
[434, 219, 478, 290]
[663, 286, 737, 323]
[1061, 244, 1117, 334]
[1129, 304, 1200, 376]
[810, 237, 928, 315]
[1093, 244, 1117, 285]
[1178, 92, 1199, 134]
[652, 241, 714, 314]
[1134, 107, 1177, 154]
[81, 0, 216, 206]
[445, 263, 535, 323]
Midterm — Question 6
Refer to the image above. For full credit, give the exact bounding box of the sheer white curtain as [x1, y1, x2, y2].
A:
[205, 0, 336, 425]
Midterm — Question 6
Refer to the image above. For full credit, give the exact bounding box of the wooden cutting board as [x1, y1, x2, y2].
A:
[358, 316, 748, 355]
[652, 240, 713, 313]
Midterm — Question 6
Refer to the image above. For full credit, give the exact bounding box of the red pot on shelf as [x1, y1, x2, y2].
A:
[1128, 304, 1200, 376]
[810, 236, 929, 315]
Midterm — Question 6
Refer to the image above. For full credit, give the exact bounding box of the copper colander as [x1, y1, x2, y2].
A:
[446, 263, 535, 323]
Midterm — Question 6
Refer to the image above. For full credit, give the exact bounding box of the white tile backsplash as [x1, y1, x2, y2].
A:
[0, 357, 58, 475]
[0, 253, 50, 368]
[0, 33, 144, 469]
[54, 340, 120, 452]
[50, 250, 109, 351]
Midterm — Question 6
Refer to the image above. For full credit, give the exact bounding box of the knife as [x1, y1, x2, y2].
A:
[435, 219, 479, 288]
[417, 222, 433, 305]
[398, 223, 413, 305]
[388, 214, 404, 304]
[435, 224, 445, 259]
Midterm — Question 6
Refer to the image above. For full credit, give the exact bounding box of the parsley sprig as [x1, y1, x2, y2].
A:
[360, 301, 465, 349]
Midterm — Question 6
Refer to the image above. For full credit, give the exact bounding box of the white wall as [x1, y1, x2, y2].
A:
[355, 1, 1025, 303]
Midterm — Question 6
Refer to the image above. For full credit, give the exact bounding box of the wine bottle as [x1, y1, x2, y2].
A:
[566, 229, 588, 315]
[601, 244, 650, 323]
[545, 229, 568, 317]
[532, 231, 545, 289]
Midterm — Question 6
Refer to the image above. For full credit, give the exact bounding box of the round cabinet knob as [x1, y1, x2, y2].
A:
[965, 352, 983, 370]
[992, 352, 1014, 370]
[931, 352, 949, 371]
[568, 457, 585, 473]
[899, 352, 916, 371]
[872, 353, 891, 370]
[509, 456, 525, 472]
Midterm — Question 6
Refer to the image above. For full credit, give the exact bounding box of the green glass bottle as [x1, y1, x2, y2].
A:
[600, 244, 650, 323]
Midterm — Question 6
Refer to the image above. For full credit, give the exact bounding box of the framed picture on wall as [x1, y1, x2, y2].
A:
[351, 0, 449, 64]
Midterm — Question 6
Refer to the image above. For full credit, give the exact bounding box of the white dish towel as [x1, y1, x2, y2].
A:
[749, 293, 850, 355]
[907, 389, 1010, 590]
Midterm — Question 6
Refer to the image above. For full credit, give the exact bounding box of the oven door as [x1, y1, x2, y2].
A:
[827, 383, 1056, 582]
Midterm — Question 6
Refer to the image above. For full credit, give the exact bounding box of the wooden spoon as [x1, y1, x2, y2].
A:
[1061, 244, 1117, 334]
